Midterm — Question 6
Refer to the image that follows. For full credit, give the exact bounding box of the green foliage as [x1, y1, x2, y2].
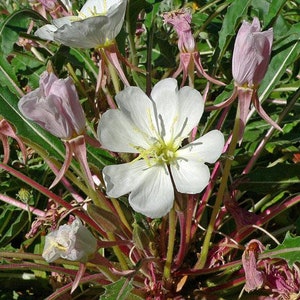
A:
[0, 0, 299, 299]
[263, 232, 300, 268]
[100, 278, 142, 300]
[0, 9, 46, 55]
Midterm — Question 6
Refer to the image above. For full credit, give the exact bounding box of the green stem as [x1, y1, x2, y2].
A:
[107, 232, 129, 270]
[111, 198, 132, 233]
[163, 206, 177, 280]
[194, 103, 240, 269]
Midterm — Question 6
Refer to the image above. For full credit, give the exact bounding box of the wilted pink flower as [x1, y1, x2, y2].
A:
[164, 9, 195, 53]
[42, 218, 97, 262]
[232, 17, 273, 88]
[242, 239, 265, 292]
[163, 9, 223, 87]
[264, 262, 300, 300]
[18, 71, 85, 140]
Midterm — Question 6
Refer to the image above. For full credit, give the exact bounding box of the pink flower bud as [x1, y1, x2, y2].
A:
[18, 71, 85, 140]
[232, 17, 273, 88]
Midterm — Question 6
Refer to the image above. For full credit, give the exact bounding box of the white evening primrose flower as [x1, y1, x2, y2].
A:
[35, 0, 127, 48]
[97, 78, 224, 218]
[42, 218, 97, 262]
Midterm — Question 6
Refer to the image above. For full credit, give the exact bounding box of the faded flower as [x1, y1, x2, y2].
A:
[42, 218, 97, 262]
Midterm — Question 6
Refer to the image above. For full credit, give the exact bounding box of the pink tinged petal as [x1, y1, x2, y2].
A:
[232, 17, 273, 87]
[18, 71, 85, 140]
[48, 78, 86, 135]
[150, 78, 180, 142]
[97, 109, 148, 153]
[177, 130, 225, 163]
[251, 29, 273, 85]
[175, 85, 204, 138]
[171, 160, 210, 194]
[18, 89, 72, 139]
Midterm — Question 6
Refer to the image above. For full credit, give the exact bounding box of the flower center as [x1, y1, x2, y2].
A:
[135, 140, 179, 166]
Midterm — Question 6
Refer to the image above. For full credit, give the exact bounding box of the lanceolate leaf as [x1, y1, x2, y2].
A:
[0, 9, 47, 55]
[259, 39, 300, 101]
[0, 55, 24, 96]
[218, 0, 251, 56]
[262, 232, 300, 268]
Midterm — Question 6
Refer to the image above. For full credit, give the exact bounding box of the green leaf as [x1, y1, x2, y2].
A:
[259, 40, 300, 102]
[218, 0, 251, 55]
[0, 9, 46, 55]
[100, 278, 141, 300]
[239, 164, 300, 193]
[11, 53, 44, 88]
[0, 55, 23, 96]
[264, 0, 287, 27]
[263, 232, 300, 267]
[0, 207, 28, 247]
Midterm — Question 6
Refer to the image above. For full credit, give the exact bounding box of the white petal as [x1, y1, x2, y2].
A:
[53, 17, 110, 48]
[177, 130, 224, 163]
[171, 159, 210, 193]
[115, 86, 157, 138]
[98, 109, 148, 153]
[80, 0, 122, 16]
[35, 24, 57, 41]
[150, 78, 179, 142]
[129, 164, 174, 218]
[103, 160, 174, 218]
[103, 160, 148, 198]
[175, 86, 204, 138]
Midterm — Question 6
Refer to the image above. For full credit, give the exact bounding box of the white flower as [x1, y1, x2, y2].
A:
[97, 78, 224, 218]
[42, 218, 97, 262]
[35, 0, 127, 48]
